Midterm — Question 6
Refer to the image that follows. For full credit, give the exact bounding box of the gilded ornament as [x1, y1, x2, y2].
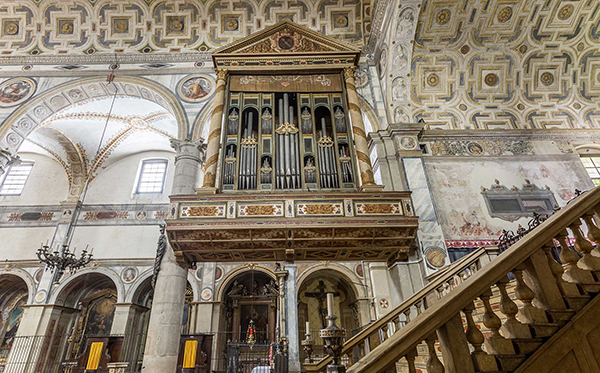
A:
[339, 155, 351, 163]
[262, 110, 272, 120]
[557, 4, 574, 20]
[115, 20, 128, 33]
[225, 156, 237, 164]
[436, 9, 451, 25]
[317, 135, 334, 148]
[460, 45, 470, 54]
[226, 19, 239, 31]
[188, 206, 219, 217]
[574, 103, 581, 109]
[459, 104, 467, 111]
[304, 165, 316, 173]
[60, 21, 74, 34]
[216, 69, 229, 81]
[241, 136, 258, 148]
[519, 45, 528, 54]
[335, 15, 349, 28]
[305, 204, 335, 215]
[540, 72, 554, 86]
[275, 122, 299, 135]
[426, 73, 440, 87]
[245, 205, 276, 216]
[360, 203, 393, 214]
[171, 19, 184, 32]
[343, 67, 356, 81]
[517, 103, 525, 110]
[5, 22, 18, 35]
[497, 7, 513, 23]
[260, 165, 272, 174]
[484, 73, 499, 86]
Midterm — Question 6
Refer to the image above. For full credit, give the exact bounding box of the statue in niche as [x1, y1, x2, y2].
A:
[394, 107, 409, 123]
[251, 280, 259, 295]
[261, 108, 272, 134]
[395, 8, 415, 40]
[228, 108, 239, 135]
[392, 43, 408, 72]
[301, 107, 312, 133]
[334, 107, 347, 132]
[392, 77, 408, 101]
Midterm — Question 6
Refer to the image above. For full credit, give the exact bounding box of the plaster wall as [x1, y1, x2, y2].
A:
[0, 153, 69, 206]
[0, 226, 57, 261]
[69, 225, 160, 259]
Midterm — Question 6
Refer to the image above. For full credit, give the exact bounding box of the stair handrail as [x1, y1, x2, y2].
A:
[347, 186, 600, 373]
[303, 245, 494, 372]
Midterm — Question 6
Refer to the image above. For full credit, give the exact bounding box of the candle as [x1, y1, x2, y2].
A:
[327, 293, 334, 317]
[306, 321, 310, 334]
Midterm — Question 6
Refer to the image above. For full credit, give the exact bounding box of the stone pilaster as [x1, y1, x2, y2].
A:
[198, 68, 228, 193]
[169, 138, 206, 195]
[0, 147, 20, 176]
[343, 67, 382, 192]
[284, 264, 301, 373]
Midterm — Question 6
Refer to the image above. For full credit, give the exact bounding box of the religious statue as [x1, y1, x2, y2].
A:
[228, 280, 247, 296]
[261, 279, 279, 296]
[334, 107, 346, 133]
[301, 107, 312, 133]
[261, 108, 272, 134]
[228, 108, 239, 136]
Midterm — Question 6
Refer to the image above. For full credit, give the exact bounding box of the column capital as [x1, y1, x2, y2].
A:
[170, 138, 206, 164]
[343, 66, 356, 82]
[0, 148, 21, 175]
[215, 68, 229, 82]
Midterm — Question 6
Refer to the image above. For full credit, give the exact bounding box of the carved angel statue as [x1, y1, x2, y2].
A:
[261, 279, 279, 296]
[228, 280, 247, 296]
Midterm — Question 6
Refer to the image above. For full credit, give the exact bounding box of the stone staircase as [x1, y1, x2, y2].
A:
[304, 187, 600, 373]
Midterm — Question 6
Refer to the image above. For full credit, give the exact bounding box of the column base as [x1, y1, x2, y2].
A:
[195, 186, 218, 194]
[360, 184, 384, 192]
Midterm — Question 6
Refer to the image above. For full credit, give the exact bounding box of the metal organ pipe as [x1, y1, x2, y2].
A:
[277, 99, 285, 189]
[289, 106, 298, 188]
[317, 130, 326, 187]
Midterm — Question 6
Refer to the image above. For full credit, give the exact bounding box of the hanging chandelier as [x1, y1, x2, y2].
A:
[37, 60, 119, 278]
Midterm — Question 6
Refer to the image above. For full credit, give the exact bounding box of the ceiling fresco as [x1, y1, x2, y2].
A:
[402, 0, 600, 129]
[0, 0, 364, 56]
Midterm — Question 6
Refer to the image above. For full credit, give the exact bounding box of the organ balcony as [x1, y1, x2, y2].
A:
[165, 191, 418, 265]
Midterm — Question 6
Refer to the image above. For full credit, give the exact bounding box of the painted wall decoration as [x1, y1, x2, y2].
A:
[425, 157, 594, 248]
[121, 267, 138, 283]
[409, 0, 600, 129]
[177, 75, 213, 103]
[0, 0, 364, 56]
[0, 78, 36, 108]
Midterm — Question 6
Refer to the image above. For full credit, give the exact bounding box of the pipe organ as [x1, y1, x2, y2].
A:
[220, 75, 358, 191]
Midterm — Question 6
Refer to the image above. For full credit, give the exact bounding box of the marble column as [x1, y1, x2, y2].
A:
[141, 137, 204, 373]
[343, 67, 382, 192]
[169, 139, 206, 195]
[284, 264, 301, 373]
[0, 147, 20, 176]
[199, 68, 228, 192]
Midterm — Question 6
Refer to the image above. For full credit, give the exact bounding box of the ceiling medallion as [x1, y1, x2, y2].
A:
[436, 9, 451, 25]
[459, 104, 467, 111]
[573, 103, 581, 110]
[171, 19, 184, 32]
[519, 45, 528, 54]
[557, 4, 574, 20]
[226, 19, 239, 31]
[427, 73, 440, 87]
[5, 22, 18, 35]
[60, 20, 74, 34]
[484, 73, 499, 86]
[497, 6, 513, 23]
[517, 103, 525, 110]
[335, 15, 349, 28]
[460, 45, 470, 54]
[540, 72, 555, 86]
[115, 20, 128, 33]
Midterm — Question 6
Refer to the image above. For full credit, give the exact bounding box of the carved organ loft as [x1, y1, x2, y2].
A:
[165, 21, 419, 265]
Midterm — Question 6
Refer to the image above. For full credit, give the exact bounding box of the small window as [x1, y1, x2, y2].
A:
[581, 156, 600, 186]
[136, 160, 168, 194]
[0, 163, 33, 195]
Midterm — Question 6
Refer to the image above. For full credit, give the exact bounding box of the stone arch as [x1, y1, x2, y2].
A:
[575, 144, 600, 155]
[191, 101, 213, 142]
[0, 269, 35, 304]
[126, 268, 153, 305]
[0, 76, 189, 153]
[358, 95, 380, 133]
[296, 263, 366, 300]
[50, 267, 124, 306]
[216, 265, 276, 302]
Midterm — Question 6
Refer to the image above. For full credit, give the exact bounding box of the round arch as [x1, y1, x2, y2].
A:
[191, 101, 214, 142]
[358, 95, 380, 133]
[0, 76, 189, 153]
[0, 269, 35, 304]
[296, 263, 366, 300]
[126, 268, 153, 305]
[216, 265, 276, 302]
[575, 144, 600, 154]
[50, 267, 124, 306]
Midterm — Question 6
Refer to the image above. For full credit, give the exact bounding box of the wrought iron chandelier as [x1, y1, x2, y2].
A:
[37, 60, 119, 278]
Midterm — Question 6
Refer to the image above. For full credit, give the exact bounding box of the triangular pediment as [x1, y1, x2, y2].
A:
[214, 21, 360, 55]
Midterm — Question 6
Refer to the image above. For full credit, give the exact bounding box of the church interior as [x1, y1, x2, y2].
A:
[0, 1, 600, 373]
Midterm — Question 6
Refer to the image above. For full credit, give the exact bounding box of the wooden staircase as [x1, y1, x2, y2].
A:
[304, 187, 600, 373]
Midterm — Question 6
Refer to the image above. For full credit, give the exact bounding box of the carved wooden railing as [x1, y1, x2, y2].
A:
[342, 186, 600, 373]
[303, 246, 496, 372]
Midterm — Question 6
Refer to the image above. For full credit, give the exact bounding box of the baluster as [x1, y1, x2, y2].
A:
[583, 212, 600, 258]
[347, 351, 354, 367]
[426, 333, 445, 373]
[513, 265, 548, 323]
[436, 287, 444, 300]
[393, 316, 400, 331]
[557, 230, 594, 283]
[463, 301, 498, 371]
[359, 342, 365, 360]
[405, 347, 418, 373]
[496, 276, 532, 338]
[415, 300, 422, 316]
[404, 309, 411, 325]
[480, 289, 515, 355]
[569, 220, 600, 271]
[381, 324, 389, 342]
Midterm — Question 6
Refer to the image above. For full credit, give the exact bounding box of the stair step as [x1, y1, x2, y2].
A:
[494, 353, 526, 372]
[563, 295, 590, 311]
[511, 338, 544, 355]
[527, 323, 560, 338]
[578, 282, 600, 294]
[546, 309, 576, 326]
